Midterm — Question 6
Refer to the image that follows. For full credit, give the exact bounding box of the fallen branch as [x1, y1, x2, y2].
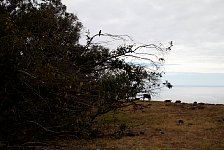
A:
[27, 121, 59, 134]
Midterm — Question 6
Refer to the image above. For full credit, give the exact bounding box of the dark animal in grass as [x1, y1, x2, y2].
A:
[143, 94, 151, 100]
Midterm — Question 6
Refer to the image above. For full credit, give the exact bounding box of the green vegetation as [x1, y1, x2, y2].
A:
[0, 0, 172, 146]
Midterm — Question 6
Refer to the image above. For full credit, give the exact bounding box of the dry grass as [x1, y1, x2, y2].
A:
[47, 101, 224, 150]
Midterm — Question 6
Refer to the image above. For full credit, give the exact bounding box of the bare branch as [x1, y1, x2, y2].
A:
[124, 54, 161, 69]
[18, 70, 36, 78]
[27, 121, 59, 134]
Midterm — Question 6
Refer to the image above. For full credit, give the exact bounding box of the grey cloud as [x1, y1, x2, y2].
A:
[62, 0, 224, 73]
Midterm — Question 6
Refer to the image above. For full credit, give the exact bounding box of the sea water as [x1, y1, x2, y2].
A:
[152, 86, 224, 104]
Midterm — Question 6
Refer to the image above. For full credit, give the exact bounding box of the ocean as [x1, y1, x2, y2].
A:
[152, 86, 224, 104]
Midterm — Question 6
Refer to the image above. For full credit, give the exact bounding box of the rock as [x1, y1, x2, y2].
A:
[126, 130, 140, 136]
[193, 101, 197, 105]
[178, 119, 184, 125]
[208, 104, 215, 106]
[140, 131, 145, 135]
[188, 123, 193, 126]
[156, 128, 165, 134]
[164, 100, 172, 103]
[218, 119, 224, 122]
[216, 104, 223, 106]
[175, 100, 181, 103]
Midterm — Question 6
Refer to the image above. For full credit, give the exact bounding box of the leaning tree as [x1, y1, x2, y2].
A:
[0, 0, 172, 144]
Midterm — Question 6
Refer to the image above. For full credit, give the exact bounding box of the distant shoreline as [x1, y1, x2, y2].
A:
[152, 86, 224, 104]
[148, 100, 224, 105]
[172, 85, 224, 87]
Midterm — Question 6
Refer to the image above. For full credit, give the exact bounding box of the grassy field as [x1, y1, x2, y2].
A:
[48, 101, 224, 150]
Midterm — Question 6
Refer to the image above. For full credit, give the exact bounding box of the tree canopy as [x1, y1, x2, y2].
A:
[0, 0, 172, 145]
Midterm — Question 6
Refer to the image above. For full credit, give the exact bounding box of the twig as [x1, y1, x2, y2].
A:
[22, 142, 49, 146]
[22, 81, 52, 112]
[18, 70, 36, 78]
[27, 121, 59, 134]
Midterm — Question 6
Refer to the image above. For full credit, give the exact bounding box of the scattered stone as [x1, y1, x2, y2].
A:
[216, 104, 223, 106]
[156, 128, 165, 135]
[198, 102, 205, 105]
[126, 130, 140, 136]
[208, 104, 215, 106]
[164, 100, 172, 103]
[193, 102, 197, 106]
[178, 119, 184, 125]
[217, 119, 224, 122]
[175, 100, 181, 103]
[140, 131, 145, 135]
[218, 119, 222, 122]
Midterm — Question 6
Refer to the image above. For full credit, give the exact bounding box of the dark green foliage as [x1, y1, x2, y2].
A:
[0, 0, 172, 145]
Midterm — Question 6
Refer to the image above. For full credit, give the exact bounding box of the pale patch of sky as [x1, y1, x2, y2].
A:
[62, 0, 224, 86]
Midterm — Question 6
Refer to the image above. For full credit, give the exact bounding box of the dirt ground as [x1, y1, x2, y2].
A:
[43, 101, 224, 150]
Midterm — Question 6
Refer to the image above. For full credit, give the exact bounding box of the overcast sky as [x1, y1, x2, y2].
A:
[62, 0, 224, 86]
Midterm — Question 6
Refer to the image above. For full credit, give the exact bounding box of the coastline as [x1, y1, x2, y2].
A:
[152, 86, 224, 104]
